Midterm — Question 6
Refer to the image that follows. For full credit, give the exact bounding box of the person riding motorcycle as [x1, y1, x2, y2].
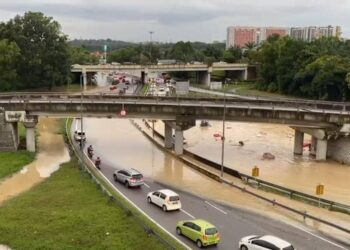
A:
[95, 157, 101, 169]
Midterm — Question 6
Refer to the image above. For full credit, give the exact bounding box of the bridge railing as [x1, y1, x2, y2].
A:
[1, 93, 350, 112]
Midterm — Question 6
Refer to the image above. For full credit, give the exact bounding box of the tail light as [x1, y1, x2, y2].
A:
[217, 233, 221, 239]
[130, 178, 136, 183]
[202, 235, 208, 241]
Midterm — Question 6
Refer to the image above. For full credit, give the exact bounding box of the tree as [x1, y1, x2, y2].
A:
[223, 46, 242, 63]
[0, 39, 20, 90]
[69, 46, 99, 65]
[0, 12, 70, 90]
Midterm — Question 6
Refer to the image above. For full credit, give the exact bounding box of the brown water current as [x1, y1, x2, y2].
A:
[154, 121, 350, 205]
[85, 118, 350, 243]
[0, 118, 70, 205]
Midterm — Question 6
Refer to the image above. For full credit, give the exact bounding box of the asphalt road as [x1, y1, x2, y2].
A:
[72, 121, 350, 250]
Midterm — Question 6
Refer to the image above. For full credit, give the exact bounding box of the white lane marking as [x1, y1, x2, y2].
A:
[292, 224, 349, 250]
[143, 182, 150, 189]
[204, 201, 228, 215]
[79, 142, 191, 249]
[180, 209, 196, 219]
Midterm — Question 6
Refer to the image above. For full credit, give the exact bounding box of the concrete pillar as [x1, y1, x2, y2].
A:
[24, 122, 36, 152]
[12, 122, 19, 149]
[243, 69, 248, 80]
[316, 139, 328, 161]
[174, 129, 183, 155]
[83, 72, 87, 90]
[294, 130, 304, 155]
[199, 71, 211, 87]
[310, 136, 317, 156]
[164, 123, 173, 149]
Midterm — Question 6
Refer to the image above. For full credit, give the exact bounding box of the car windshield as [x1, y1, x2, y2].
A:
[132, 174, 143, 180]
[283, 246, 294, 250]
[205, 228, 217, 235]
[169, 196, 180, 201]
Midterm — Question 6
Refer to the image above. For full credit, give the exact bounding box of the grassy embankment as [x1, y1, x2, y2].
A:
[0, 123, 35, 180]
[0, 159, 167, 250]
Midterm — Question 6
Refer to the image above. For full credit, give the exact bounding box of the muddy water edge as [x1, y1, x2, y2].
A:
[0, 118, 70, 205]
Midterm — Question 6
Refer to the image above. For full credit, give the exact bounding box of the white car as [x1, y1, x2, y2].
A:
[74, 130, 86, 142]
[239, 235, 295, 250]
[147, 189, 181, 211]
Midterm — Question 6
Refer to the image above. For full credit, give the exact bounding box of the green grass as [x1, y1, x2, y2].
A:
[0, 151, 35, 180]
[0, 159, 166, 250]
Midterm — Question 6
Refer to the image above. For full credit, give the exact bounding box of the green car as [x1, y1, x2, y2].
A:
[176, 219, 220, 248]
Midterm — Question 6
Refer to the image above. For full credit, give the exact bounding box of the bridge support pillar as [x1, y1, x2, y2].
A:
[294, 130, 304, 155]
[199, 71, 211, 86]
[24, 117, 38, 153]
[243, 69, 248, 80]
[82, 71, 87, 90]
[316, 139, 328, 161]
[174, 129, 183, 155]
[141, 71, 148, 84]
[164, 123, 173, 149]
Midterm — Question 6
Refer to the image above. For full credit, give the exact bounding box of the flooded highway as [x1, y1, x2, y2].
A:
[84, 118, 350, 244]
[154, 121, 350, 205]
[0, 118, 70, 205]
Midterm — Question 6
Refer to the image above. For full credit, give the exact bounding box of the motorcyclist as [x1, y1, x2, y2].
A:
[95, 157, 101, 169]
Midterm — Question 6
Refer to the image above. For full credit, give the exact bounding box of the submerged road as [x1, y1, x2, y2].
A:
[73, 119, 350, 250]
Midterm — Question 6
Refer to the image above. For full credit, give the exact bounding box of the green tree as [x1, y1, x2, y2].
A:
[223, 46, 242, 63]
[0, 39, 20, 90]
[0, 12, 70, 90]
[69, 46, 99, 65]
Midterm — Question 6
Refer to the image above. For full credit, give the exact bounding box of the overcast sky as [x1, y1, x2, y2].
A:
[0, 0, 349, 42]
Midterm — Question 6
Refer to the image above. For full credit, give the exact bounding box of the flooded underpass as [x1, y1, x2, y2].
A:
[84, 118, 350, 243]
[0, 118, 70, 205]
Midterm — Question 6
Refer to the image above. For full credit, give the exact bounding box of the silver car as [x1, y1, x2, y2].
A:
[113, 168, 144, 188]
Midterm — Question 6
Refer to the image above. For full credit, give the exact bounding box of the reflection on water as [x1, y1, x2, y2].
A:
[0, 118, 70, 205]
[154, 121, 350, 205]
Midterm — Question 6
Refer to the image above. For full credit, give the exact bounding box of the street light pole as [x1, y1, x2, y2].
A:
[80, 74, 84, 150]
[149, 31, 154, 63]
[220, 81, 227, 178]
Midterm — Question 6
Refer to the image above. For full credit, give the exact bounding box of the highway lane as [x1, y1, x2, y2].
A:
[72, 119, 350, 250]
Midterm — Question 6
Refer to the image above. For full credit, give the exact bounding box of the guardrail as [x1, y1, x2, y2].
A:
[141, 120, 350, 235]
[1, 93, 350, 112]
[65, 119, 187, 250]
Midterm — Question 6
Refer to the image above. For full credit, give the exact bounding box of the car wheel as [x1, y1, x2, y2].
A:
[125, 181, 129, 188]
[196, 240, 203, 248]
[147, 197, 152, 203]
[162, 205, 167, 212]
[240, 245, 248, 250]
[176, 227, 182, 235]
[113, 174, 117, 182]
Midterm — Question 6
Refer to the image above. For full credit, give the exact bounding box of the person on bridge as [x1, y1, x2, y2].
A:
[87, 145, 94, 158]
[95, 157, 101, 170]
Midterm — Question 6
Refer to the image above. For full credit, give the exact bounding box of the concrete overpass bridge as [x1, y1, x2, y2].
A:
[1, 93, 350, 161]
[71, 63, 250, 87]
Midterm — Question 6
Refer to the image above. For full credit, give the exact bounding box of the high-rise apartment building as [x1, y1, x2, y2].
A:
[226, 25, 342, 49]
[226, 26, 289, 48]
[290, 26, 342, 42]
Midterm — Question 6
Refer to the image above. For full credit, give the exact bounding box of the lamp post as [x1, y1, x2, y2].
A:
[79, 74, 84, 150]
[220, 79, 229, 177]
[149, 31, 154, 63]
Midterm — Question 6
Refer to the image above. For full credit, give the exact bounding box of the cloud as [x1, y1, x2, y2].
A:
[0, 0, 349, 42]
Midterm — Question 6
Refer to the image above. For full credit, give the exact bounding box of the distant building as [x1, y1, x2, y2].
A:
[226, 25, 342, 49]
[226, 26, 289, 48]
[286, 26, 341, 42]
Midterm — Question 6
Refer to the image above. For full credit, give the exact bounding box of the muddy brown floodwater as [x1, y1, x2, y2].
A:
[0, 118, 70, 205]
[84, 118, 350, 243]
[154, 120, 350, 205]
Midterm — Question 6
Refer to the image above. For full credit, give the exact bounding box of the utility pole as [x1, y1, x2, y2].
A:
[149, 31, 154, 63]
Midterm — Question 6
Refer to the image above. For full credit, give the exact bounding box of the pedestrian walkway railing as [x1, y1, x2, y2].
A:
[140, 120, 350, 236]
[65, 119, 188, 250]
